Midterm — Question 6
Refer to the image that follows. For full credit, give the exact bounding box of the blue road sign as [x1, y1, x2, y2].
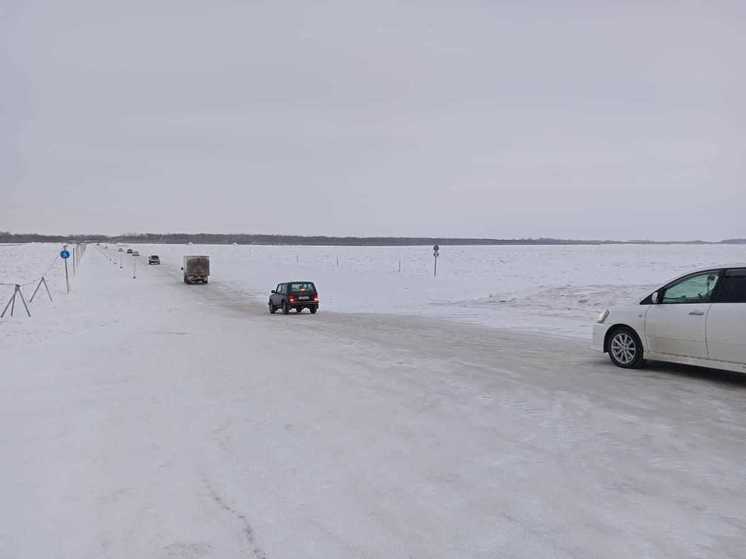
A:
[60, 250, 71, 259]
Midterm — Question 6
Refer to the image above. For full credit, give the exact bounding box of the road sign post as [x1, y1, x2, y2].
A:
[433, 244, 440, 277]
[60, 247, 71, 294]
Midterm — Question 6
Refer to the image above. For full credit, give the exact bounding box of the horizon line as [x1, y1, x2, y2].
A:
[2, 232, 745, 246]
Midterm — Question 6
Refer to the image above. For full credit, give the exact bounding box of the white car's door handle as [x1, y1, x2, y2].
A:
[689, 310, 705, 316]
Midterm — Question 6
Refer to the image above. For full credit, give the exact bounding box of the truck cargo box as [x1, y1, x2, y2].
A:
[182, 256, 210, 284]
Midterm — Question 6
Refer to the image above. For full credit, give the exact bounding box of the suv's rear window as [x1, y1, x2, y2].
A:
[288, 282, 315, 293]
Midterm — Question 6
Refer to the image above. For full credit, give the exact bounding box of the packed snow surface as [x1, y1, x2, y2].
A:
[4, 242, 745, 342]
[1, 244, 745, 558]
[107, 242, 743, 337]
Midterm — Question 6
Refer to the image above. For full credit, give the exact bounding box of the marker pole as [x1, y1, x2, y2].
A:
[16, 285, 31, 317]
[30, 277, 53, 304]
[64, 257, 70, 293]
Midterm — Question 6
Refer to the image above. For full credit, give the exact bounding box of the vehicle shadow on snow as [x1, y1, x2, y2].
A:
[266, 311, 316, 316]
[642, 361, 746, 387]
[590, 357, 746, 388]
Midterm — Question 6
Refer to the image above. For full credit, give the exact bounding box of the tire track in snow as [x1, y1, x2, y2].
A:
[202, 477, 268, 559]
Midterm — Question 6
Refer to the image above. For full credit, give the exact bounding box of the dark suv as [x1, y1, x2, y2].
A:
[269, 282, 319, 314]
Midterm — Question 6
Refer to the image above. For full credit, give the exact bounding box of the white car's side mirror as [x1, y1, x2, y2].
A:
[651, 291, 660, 304]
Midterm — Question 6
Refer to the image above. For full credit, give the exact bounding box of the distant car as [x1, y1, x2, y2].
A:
[132, 250, 140, 256]
[269, 282, 319, 314]
[118, 248, 124, 253]
[126, 248, 133, 254]
[148, 255, 160, 265]
[593, 265, 746, 374]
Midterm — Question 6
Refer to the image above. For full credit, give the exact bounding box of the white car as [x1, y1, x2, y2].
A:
[593, 266, 746, 374]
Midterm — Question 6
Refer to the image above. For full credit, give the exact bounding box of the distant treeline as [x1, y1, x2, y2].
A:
[2, 232, 745, 246]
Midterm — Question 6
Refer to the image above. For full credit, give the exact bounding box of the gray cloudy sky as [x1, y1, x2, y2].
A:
[2, 1, 745, 240]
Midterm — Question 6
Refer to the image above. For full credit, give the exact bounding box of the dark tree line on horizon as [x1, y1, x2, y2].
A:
[1, 232, 744, 246]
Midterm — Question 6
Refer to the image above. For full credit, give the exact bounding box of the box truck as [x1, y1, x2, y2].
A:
[182, 256, 210, 284]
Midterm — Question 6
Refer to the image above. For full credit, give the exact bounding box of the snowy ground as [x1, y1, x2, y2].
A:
[5, 242, 744, 342]
[94, 242, 745, 338]
[0, 243, 89, 351]
[1, 245, 745, 558]
[0, 243, 72, 296]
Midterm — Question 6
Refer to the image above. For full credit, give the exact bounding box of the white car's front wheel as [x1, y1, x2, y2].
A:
[608, 327, 644, 369]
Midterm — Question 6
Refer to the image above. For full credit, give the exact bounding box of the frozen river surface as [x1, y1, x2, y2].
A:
[1, 246, 744, 558]
[104, 242, 744, 338]
[3, 242, 745, 341]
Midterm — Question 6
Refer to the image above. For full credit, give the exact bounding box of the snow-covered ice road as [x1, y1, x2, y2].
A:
[1, 249, 745, 558]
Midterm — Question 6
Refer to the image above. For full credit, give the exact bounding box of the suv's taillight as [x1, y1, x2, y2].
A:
[313, 293, 319, 302]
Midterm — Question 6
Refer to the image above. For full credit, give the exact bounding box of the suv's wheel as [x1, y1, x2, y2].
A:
[309, 306, 317, 314]
[608, 327, 644, 369]
[269, 303, 276, 314]
[282, 301, 289, 315]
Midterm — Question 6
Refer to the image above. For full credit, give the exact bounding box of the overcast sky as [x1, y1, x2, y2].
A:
[2, 1, 745, 240]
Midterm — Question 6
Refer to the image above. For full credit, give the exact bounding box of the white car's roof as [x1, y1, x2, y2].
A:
[683, 264, 746, 273]
[658, 264, 746, 286]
